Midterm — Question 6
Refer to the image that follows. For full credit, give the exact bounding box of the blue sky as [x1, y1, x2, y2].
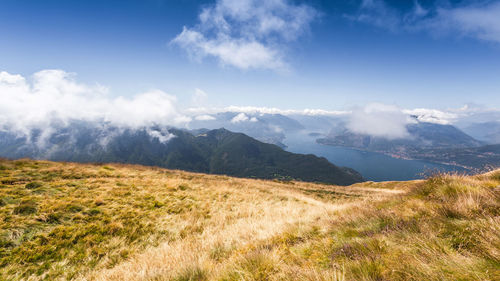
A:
[1, 0, 500, 110]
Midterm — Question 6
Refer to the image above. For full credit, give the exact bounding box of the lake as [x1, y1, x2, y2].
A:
[284, 133, 467, 182]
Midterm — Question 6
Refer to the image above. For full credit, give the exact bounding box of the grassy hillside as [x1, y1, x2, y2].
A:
[0, 159, 498, 280]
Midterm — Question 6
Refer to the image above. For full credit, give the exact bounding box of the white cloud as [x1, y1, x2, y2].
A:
[195, 114, 216, 121]
[172, 0, 317, 71]
[174, 28, 285, 70]
[403, 108, 458, 125]
[0, 71, 25, 84]
[146, 127, 175, 143]
[347, 103, 415, 139]
[228, 112, 258, 123]
[230, 112, 250, 123]
[0, 70, 190, 140]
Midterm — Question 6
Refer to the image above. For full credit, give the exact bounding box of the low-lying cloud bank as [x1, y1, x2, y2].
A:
[347, 103, 415, 140]
[187, 106, 349, 117]
[0, 70, 190, 137]
[1, 69, 498, 145]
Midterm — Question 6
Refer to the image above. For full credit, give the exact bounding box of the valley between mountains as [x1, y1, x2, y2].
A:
[1, 159, 498, 281]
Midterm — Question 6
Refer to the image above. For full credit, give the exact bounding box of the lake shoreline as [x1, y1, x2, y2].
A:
[283, 133, 468, 182]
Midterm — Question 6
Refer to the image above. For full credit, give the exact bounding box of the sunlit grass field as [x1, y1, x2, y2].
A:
[0, 159, 498, 280]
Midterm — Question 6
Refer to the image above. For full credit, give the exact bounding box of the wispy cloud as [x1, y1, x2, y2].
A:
[172, 0, 318, 71]
[348, 0, 403, 31]
[349, 0, 500, 44]
[191, 88, 209, 106]
[427, 1, 500, 43]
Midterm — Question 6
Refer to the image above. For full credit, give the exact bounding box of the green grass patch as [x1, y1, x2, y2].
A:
[25, 182, 43, 189]
[13, 200, 38, 215]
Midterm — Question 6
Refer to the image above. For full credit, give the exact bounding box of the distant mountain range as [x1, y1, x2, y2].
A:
[317, 121, 499, 170]
[189, 112, 499, 172]
[318, 122, 483, 155]
[189, 112, 305, 147]
[0, 123, 363, 185]
[461, 121, 500, 144]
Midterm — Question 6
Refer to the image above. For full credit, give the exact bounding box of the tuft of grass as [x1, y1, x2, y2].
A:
[221, 251, 279, 281]
[172, 266, 208, 281]
[94, 198, 105, 206]
[209, 242, 232, 262]
[25, 182, 43, 189]
[13, 200, 38, 215]
[66, 204, 84, 213]
[102, 166, 115, 171]
[1, 177, 18, 185]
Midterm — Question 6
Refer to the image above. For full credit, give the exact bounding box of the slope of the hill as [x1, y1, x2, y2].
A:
[0, 126, 363, 185]
[0, 159, 498, 281]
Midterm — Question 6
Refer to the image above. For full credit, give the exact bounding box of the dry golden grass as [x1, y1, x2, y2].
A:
[0, 159, 498, 280]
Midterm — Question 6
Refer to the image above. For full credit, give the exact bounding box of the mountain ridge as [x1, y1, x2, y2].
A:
[0, 124, 363, 185]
